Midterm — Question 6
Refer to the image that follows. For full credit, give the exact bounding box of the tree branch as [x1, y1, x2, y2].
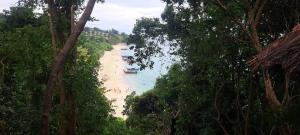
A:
[287, 95, 300, 104]
[254, 0, 268, 26]
[212, 0, 252, 42]
[215, 0, 227, 10]
[213, 83, 229, 135]
[70, 5, 75, 34]
[47, 0, 59, 52]
[41, 0, 97, 135]
[282, 73, 290, 105]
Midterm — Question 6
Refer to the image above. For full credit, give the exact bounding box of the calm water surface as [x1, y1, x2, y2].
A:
[121, 45, 176, 95]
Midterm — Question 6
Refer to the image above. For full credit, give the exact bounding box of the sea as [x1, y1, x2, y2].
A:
[121, 45, 177, 95]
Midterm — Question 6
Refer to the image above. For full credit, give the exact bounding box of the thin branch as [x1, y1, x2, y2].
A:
[254, 0, 268, 26]
[288, 95, 300, 104]
[212, 0, 252, 40]
[70, 5, 75, 34]
[215, 0, 227, 10]
[245, 0, 251, 11]
[47, 0, 59, 52]
[213, 83, 229, 135]
[213, 117, 230, 135]
[269, 126, 275, 135]
[282, 73, 290, 105]
[253, 0, 262, 14]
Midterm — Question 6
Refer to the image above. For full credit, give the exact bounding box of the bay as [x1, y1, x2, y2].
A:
[121, 45, 176, 95]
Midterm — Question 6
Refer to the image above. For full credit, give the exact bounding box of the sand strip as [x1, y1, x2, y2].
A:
[98, 43, 131, 118]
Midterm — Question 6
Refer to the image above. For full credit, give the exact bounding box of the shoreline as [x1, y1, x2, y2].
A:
[98, 43, 131, 118]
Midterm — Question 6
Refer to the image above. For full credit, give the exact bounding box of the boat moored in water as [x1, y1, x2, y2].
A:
[122, 56, 129, 61]
[123, 68, 139, 74]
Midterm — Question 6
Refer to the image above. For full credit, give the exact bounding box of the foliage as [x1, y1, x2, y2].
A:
[2, 0, 300, 135]
[126, 0, 300, 135]
[102, 117, 134, 135]
[0, 8, 51, 134]
[71, 35, 113, 134]
[124, 65, 183, 135]
[0, 5, 127, 134]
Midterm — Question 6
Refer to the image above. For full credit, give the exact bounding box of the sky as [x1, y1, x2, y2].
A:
[0, 0, 165, 34]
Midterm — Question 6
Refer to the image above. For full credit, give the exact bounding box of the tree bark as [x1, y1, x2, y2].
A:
[47, 1, 68, 134]
[246, 1, 291, 134]
[244, 0, 281, 109]
[41, 0, 97, 134]
[244, 0, 282, 110]
[58, 70, 66, 135]
[65, 5, 77, 135]
[70, 5, 75, 34]
[280, 122, 292, 135]
[47, 0, 59, 53]
[66, 93, 76, 135]
[263, 70, 281, 108]
[170, 111, 179, 135]
[59, 5, 77, 135]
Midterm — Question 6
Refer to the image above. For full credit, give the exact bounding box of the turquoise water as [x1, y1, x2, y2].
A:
[121, 46, 175, 95]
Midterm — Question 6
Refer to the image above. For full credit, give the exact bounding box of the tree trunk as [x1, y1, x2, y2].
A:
[66, 93, 76, 135]
[65, 6, 78, 134]
[58, 70, 66, 135]
[248, 11, 281, 110]
[263, 70, 281, 108]
[41, 0, 97, 134]
[279, 122, 292, 135]
[47, 2, 68, 134]
[170, 117, 176, 135]
[59, 5, 76, 135]
[170, 111, 179, 135]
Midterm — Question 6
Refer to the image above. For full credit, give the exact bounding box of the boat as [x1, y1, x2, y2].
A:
[123, 68, 139, 74]
[122, 56, 129, 61]
[122, 55, 134, 61]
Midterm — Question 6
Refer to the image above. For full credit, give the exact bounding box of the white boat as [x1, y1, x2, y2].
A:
[122, 56, 129, 61]
[122, 55, 134, 61]
[123, 68, 139, 74]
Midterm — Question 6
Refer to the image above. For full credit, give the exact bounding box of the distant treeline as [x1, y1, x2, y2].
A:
[83, 27, 128, 45]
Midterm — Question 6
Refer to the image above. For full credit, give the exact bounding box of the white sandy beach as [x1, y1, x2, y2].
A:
[98, 43, 131, 118]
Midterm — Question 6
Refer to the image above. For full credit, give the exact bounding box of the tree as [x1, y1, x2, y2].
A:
[127, 0, 300, 134]
[41, 0, 103, 134]
[0, 1, 132, 135]
[0, 7, 52, 134]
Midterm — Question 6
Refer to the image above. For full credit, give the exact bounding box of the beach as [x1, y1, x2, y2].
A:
[98, 43, 131, 118]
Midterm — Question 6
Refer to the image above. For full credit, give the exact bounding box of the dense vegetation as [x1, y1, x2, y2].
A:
[0, 3, 126, 134]
[1, 0, 300, 135]
[126, 0, 300, 135]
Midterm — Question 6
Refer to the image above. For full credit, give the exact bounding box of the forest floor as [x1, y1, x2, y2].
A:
[98, 43, 132, 118]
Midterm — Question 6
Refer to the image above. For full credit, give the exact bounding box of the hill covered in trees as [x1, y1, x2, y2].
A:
[83, 27, 128, 45]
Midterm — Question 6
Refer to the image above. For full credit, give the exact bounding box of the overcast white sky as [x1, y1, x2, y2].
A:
[0, 0, 165, 34]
